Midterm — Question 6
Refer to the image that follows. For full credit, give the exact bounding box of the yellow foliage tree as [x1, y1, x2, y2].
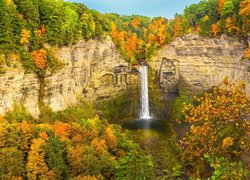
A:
[105, 127, 118, 150]
[179, 81, 249, 162]
[67, 144, 85, 176]
[173, 16, 183, 37]
[239, 0, 250, 16]
[20, 29, 30, 45]
[91, 137, 107, 154]
[26, 138, 49, 179]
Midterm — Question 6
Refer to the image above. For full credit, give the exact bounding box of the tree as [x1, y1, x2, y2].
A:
[198, 15, 212, 36]
[211, 23, 220, 36]
[0, 147, 25, 178]
[239, 0, 250, 35]
[218, 0, 226, 12]
[45, 136, 68, 179]
[14, 0, 40, 30]
[173, 16, 183, 37]
[221, 0, 235, 18]
[80, 12, 96, 39]
[239, 0, 250, 16]
[114, 149, 154, 179]
[244, 48, 250, 59]
[62, 5, 81, 45]
[179, 81, 249, 162]
[132, 17, 140, 28]
[0, 0, 17, 50]
[20, 29, 30, 44]
[26, 138, 49, 179]
[39, 0, 64, 45]
[31, 48, 47, 69]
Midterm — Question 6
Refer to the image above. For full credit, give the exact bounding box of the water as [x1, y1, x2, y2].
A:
[139, 66, 150, 119]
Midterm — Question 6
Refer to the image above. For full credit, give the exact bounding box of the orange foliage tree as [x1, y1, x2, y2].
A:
[244, 48, 250, 59]
[211, 23, 220, 36]
[132, 17, 140, 28]
[41, 24, 46, 36]
[218, 0, 226, 13]
[31, 49, 47, 69]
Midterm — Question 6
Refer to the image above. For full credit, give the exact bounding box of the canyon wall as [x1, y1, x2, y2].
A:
[149, 34, 250, 98]
[0, 37, 138, 118]
[0, 35, 249, 117]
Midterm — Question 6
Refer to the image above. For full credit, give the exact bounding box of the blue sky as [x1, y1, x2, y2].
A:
[66, 0, 201, 19]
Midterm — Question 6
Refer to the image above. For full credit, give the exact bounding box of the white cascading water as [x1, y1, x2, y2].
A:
[139, 66, 150, 119]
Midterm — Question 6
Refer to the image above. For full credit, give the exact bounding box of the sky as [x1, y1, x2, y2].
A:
[66, 0, 201, 19]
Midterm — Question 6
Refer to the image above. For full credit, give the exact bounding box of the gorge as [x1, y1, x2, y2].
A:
[1, 0, 249, 178]
[0, 34, 249, 118]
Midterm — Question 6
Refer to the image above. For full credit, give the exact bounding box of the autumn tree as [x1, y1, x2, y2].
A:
[239, 0, 250, 35]
[31, 48, 47, 69]
[124, 32, 137, 61]
[26, 138, 50, 179]
[198, 15, 212, 36]
[173, 16, 183, 37]
[20, 29, 30, 44]
[132, 17, 140, 28]
[244, 48, 250, 59]
[239, 0, 250, 16]
[211, 23, 220, 36]
[218, 0, 226, 12]
[80, 12, 96, 39]
[179, 80, 249, 176]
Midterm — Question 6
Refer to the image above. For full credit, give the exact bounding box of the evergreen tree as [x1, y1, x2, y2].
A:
[39, 0, 64, 45]
[14, 0, 40, 30]
[0, 0, 17, 50]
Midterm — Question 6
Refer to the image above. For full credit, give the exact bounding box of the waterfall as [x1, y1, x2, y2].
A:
[139, 66, 150, 119]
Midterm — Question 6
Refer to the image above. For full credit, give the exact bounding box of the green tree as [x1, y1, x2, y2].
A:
[80, 12, 96, 39]
[14, 0, 40, 30]
[45, 136, 68, 179]
[0, 147, 25, 179]
[62, 5, 81, 45]
[114, 149, 154, 179]
[0, 0, 18, 50]
[39, 0, 64, 45]
[221, 1, 235, 18]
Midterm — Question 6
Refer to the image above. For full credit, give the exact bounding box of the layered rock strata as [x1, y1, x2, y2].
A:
[149, 34, 250, 97]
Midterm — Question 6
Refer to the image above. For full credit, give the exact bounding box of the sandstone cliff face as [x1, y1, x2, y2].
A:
[149, 34, 250, 97]
[0, 70, 40, 117]
[44, 37, 138, 111]
[0, 37, 138, 117]
[0, 35, 249, 117]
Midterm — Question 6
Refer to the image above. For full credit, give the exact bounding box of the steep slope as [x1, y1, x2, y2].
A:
[0, 37, 138, 117]
[149, 34, 250, 97]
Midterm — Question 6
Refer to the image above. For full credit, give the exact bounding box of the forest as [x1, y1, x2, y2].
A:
[0, 0, 249, 179]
